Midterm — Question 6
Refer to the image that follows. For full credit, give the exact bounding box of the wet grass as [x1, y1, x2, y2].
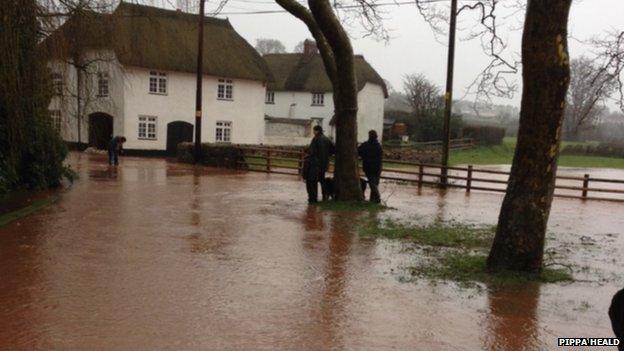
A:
[408, 251, 573, 288]
[0, 195, 58, 227]
[361, 220, 494, 248]
[316, 201, 388, 212]
[361, 219, 573, 287]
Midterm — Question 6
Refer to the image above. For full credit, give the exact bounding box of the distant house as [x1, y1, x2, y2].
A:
[263, 41, 388, 145]
[42, 2, 272, 154]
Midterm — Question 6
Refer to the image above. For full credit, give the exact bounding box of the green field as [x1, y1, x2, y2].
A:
[450, 137, 624, 169]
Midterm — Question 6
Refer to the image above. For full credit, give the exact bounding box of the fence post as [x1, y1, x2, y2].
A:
[266, 149, 271, 172]
[582, 173, 589, 199]
[466, 165, 473, 193]
[418, 163, 424, 188]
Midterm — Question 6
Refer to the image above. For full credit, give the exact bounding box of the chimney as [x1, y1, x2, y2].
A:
[303, 39, 318, 56]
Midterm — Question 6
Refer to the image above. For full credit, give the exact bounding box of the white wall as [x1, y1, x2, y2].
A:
[264, 83, 385, 144]
[48, 50, 125, 144]
[122, 66, 266, 150]
[356, 83, 385, 142]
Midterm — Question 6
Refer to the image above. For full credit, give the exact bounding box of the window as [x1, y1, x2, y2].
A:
[217, 79, 233, 100]
[312, 92, 324, 106]
[49, 110, 61, 133]
[265, 91, 275, 104]
[215, 121, 232, 142]
[138, 116, 157, 140]
[51, 73, 63, 96]
[97, 72, 109, 97]
[149, 71, 167, 94]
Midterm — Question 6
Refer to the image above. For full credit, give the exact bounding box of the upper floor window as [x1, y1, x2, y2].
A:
[265, 91, 275, 104]
[217, 79, 233, 100]
[51, 73, 63, 96]
[49, 110, 61, 133]
[149, 71, 167, 94]
[138, 116, 157, 140]
[215, 121, 232, 142]
[97, 72, 109, 97]
[312, 92, 324, 106]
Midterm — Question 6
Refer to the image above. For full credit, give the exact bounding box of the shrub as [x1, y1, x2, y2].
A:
[177, 143, 245, 168]
[411, 111, 463, 142]
[462, 125, 506, 146]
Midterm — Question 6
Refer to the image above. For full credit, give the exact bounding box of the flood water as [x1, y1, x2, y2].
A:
[0, 153, 622, 350]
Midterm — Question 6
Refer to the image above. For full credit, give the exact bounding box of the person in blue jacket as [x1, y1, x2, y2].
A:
[358, 130, 383, 203]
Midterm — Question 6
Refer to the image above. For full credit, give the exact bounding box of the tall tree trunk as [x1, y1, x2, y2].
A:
[487, 0, 572, 272]
[275, 0, 363, 201]
[308, 0, 362, 201]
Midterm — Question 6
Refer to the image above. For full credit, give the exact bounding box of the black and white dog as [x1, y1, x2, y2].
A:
[323, 177, 368, 200]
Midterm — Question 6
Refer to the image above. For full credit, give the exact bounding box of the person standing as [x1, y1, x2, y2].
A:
[306, 125, 335, 203]
[358, 130, 383, 203]
[108, 136, 126, 166]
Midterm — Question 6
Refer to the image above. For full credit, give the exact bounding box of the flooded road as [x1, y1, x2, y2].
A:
[0, 153, 622, 350]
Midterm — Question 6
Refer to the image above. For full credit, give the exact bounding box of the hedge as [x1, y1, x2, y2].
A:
[177, 142, 246, 168]
[462, 125, 506, 146]
[561, 143, 624, 158]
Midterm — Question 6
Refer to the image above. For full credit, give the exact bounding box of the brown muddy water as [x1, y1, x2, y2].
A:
[0, 153, 622, 350]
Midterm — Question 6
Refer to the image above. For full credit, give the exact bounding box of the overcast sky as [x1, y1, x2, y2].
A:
[161, 0, 624, 107]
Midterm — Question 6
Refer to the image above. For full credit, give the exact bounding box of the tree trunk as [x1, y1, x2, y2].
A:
[487, 0, 572, 272]
[274, 0, 363, 201]
[308, 0, 363, 201]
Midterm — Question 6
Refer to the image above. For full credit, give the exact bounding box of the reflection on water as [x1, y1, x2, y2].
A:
[483, 284, 542, 351]
[0, 153, 619, 350]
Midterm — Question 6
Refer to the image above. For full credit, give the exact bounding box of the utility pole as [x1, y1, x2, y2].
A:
[194, 0, 206, 162]
[440, 0, 458, 187]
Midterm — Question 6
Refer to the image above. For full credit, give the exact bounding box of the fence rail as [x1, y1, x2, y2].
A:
[238, 147, 624, 203]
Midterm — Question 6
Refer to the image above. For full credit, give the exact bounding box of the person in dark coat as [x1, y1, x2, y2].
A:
[609, 288, 624, 351]
[306, 125, 335, 203]
[108, 136, 126, 166]
[358, 130, 383, 203]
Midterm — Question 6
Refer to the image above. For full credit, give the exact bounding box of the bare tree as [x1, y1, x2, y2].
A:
[403, 73, 444, 118]
[487, 0, 573, 273]
[255, 38, 286, 55]
[564, 57, 617, 139]
[293, 40, 306, 53]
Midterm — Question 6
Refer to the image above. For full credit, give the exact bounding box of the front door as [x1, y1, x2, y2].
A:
[166, 121, 194, 156]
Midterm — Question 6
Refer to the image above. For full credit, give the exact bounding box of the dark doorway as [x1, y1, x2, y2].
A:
[167, 121, 194, 155]
[88, 113, 113, 150]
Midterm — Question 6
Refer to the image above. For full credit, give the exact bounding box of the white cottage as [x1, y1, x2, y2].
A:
[43, 2, 272, 155]
[263, 41, 388, 145]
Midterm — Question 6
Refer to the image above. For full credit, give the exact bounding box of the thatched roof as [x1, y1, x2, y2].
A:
[41, 2, 272, 82]
[263, 53, 388, 98]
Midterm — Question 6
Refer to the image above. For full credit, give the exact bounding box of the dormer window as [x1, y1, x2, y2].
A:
[149, 71, 167, 94]
[265, 91, 275, 104]
[311, 92, 324, 106]
[217, 79, 233, 100]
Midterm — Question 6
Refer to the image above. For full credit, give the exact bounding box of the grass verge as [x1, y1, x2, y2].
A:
[0, 195, 59, 227]
[362, 219, 573, 287]
[450, 137, 624, 169]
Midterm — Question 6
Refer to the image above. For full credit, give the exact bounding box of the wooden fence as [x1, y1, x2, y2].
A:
[239, 146, 624, 203]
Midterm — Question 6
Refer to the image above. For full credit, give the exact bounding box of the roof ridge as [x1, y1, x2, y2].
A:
[115, 1, 230, 27]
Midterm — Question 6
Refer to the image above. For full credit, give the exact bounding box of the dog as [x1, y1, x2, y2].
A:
[609, 288, 624, 350]
[323, 177, 367, 200]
